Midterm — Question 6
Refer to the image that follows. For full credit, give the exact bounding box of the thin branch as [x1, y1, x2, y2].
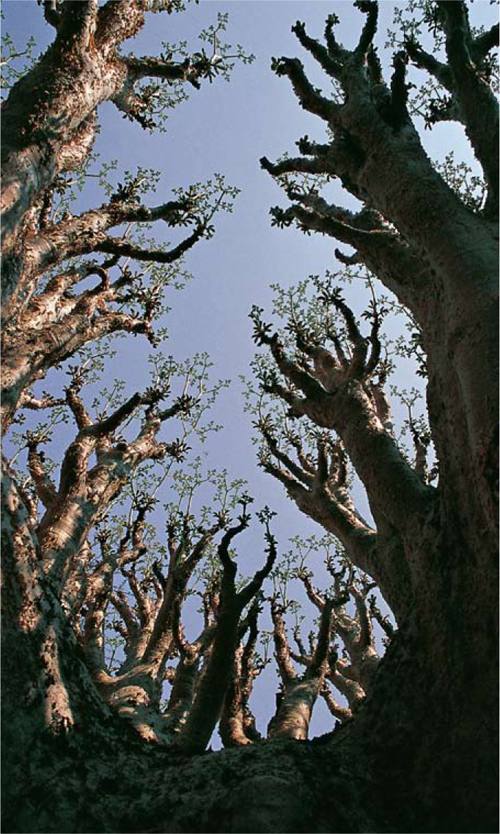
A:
[94, 223, 205, 263]
[271, 56, 338, 123]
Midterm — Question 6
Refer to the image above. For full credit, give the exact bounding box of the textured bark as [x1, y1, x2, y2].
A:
[297, 572, 381, 707]
[268, 599, 333, 741]
[174, 518, 276, 751]
[254, 2, 498, 830]
[219, 603, 263, 748]
[2, 2, 498, 833]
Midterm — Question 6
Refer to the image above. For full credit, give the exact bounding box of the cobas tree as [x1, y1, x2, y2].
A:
[1, 2, 498, 833]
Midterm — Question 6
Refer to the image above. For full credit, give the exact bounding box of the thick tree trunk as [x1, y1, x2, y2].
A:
[2, 271, 497, 834]
[2, 597, 496, 834]
[2, 464, 497, 833]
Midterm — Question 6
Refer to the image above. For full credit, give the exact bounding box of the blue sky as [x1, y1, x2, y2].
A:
[3, 0, 496, 741]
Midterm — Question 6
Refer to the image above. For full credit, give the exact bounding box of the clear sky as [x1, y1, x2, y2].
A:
[3, 0, 495, 741]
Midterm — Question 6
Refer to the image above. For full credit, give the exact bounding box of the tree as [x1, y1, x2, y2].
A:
[253, 1, 498, 829]
[1, 3, 498, 834]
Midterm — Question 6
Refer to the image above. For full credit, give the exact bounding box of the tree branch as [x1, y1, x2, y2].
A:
[237, 526, 278, 609]
[27, 440, 57, 509]
[354, 1, 379, 59]
[307, 600, 334, 679]
[260, 155, 333, 178]
[437, 0, 499, 209]
[57, 1, 98, 51]
[471, 23, 499, 63]
[270, 598, 297, 685]
[292, 21, 342, 79]
[321, 684, 352, 723]
[404, 40, 454, 90]
[271, 56, 339, 123]
[94, 223, 205, 264]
